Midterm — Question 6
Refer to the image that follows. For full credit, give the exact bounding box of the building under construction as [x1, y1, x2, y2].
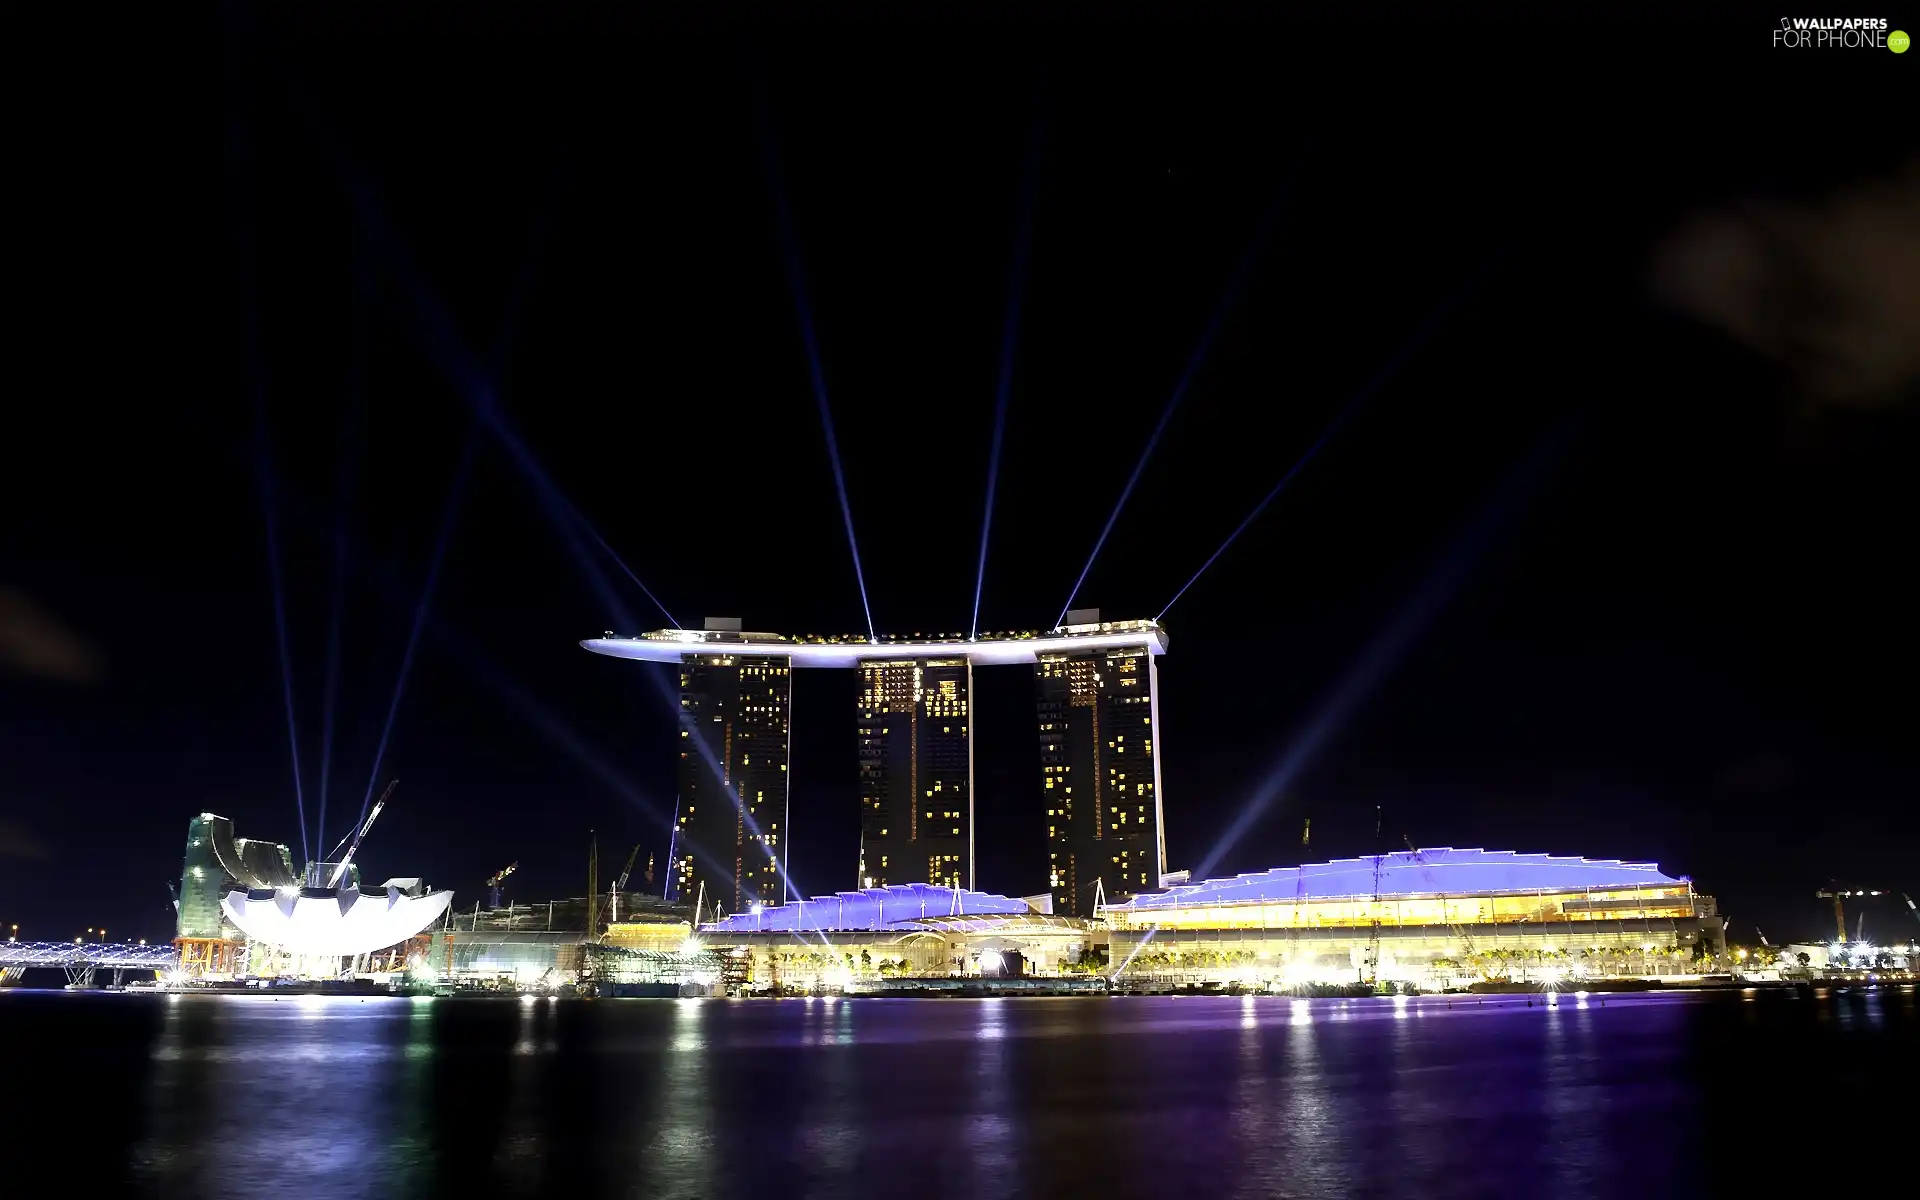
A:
[435, 891, 706, 991]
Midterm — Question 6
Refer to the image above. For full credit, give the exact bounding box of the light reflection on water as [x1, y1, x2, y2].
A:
[7, 987, 1915, 1199]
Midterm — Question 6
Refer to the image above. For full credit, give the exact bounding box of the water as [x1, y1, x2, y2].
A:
[6, 986, 1913, 1198]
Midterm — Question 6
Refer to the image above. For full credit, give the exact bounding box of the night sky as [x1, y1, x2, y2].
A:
[4, 6, 1916, 948]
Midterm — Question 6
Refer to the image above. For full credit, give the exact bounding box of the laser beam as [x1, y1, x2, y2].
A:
[273, 56, 679, 634]
[315, 234, 371, 855]
[252, 402, 312, 867]
[226, 62, 311, 865]
[1156, 250, 1509, 622]
[1121, 420, 1579, 978]
[971, 115, 1043, 641]
[488, 414, 676, 628]
[1056, 154, 1310, 629]
[1191, 417, 1581, 884]
[757, 98, 877, 643]
[351, 419, 480, 835]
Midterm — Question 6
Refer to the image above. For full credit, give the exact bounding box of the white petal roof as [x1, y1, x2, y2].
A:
[222, 886, 453, 957]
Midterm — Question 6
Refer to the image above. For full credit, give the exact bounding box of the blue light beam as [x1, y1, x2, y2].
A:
[315, 235, 371, 854]
[757, 102, 877, 643]
[971, 116, 1044, 640]
[249, 22, 682, 634]
[350, 420, 480, 834]
[487, 414, 676, 629]
[1189, 418, 1582, 885]
[226, 65, 311, 865]
[1156, 250, 1509, 622]
[251, 402, 312, 867]
[1056, 154, 1311, 630]
[1117, 420, 1579, 980]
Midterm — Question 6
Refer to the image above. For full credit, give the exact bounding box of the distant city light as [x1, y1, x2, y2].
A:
[978, 950, 1004, 973]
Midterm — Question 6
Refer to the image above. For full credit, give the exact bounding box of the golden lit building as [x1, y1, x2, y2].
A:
[1102, 848, 1728, 985]
[583, 615, 1170, 921]
[857, 657, 972, 889]
[1037, 612, 1168, 916]
[672, 621, 792, 920]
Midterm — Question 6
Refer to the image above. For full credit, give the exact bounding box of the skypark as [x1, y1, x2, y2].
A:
[580, 611, 1169, 921]
[581, 615, 1167, 669]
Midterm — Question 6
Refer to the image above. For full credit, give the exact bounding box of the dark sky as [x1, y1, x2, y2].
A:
[4, 6, 1917, 947]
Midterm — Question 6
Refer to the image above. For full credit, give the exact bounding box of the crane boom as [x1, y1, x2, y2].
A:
[328, 780, 396, 887]
[485, 861, 518, 909]
[616, 843, 642, 892]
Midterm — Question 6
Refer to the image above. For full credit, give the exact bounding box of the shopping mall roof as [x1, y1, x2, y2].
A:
[700, 884, 1036, 933]
[1108, 849, 1686, 913]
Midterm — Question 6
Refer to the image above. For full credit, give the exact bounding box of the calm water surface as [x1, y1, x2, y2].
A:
[6, 986, 1913, 1198]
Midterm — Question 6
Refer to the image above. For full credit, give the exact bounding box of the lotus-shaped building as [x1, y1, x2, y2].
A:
[222, 878, 453, 959]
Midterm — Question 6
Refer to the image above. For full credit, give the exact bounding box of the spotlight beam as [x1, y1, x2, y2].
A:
[757, 99, 877, 643]
[350, 420, 480, 835]
[971, 115, 1043, 641]
[315, 234, 371, 855]
[1056, 154, 1310, 629]
[245, 27, 682, 636]
[1156, 251, 1508, 621]
[1190, 418, 1582, 884]
[252, 397, 312, 867]
[226, 58, 311, 865]
[1121, 420, 1578, 978]
[487, 415, 676, 628]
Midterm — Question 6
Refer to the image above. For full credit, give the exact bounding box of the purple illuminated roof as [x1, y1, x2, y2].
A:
[1110, 848, 1684, 911]
[701, 884, 1032, 933]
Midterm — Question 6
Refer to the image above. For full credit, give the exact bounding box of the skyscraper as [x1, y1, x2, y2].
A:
[856, 656, 972, 889]
[584, 613, 1165, 915]
[1036, 615, 1166, 917]
[673, 638, 792, 919]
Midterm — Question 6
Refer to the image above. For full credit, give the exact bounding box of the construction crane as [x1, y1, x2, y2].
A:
[615, 843, 641, 891]
[485, 862, 518, 909]
[327, 780, 396, 887]
[1815, 887, 1848, 943]
[1813, 886, 1920, 948]
[609, 843, 642, 923]
[1816, 885, 1904, 944]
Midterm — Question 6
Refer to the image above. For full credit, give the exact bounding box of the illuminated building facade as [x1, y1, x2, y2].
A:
[857, 657, 973, 889]
[674, 637, 793, 919]
[1102, 849, 1729, 984]
[1036, 615, 1167, 917]
[699, 883, 1089, 987]
[174, 812, 299, 976]
[585, 615, 1168, 913]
